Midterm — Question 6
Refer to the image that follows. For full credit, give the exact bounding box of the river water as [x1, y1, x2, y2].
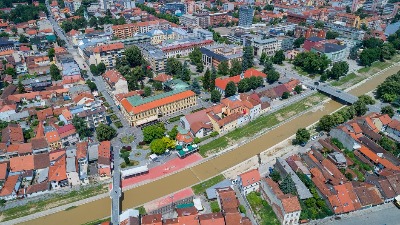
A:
[19, 65, 399, 225]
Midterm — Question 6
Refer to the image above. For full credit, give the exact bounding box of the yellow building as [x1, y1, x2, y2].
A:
[120, 89, 197, 126]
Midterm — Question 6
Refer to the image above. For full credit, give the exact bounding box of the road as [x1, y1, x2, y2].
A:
[45, 1, 124, 223]
[310, 203, 400, 225]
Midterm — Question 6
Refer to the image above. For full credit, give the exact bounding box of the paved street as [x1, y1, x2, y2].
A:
[309, 203, 400, 225]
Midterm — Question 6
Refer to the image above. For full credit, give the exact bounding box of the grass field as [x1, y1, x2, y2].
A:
[199, 93, 325, 157]
[247, 192, 280, 225]
[0, 185, 107, 222]
[192, 174, 225, 195]
[358, 61, 392, 73]
[331, 73, 357, 86]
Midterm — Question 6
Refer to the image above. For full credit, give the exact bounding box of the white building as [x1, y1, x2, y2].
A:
[237, 169, 261, 195]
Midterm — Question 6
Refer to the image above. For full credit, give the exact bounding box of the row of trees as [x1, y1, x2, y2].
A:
[189, 47, 204, 72]
[261, 56, 280, 84]
[1, 4, 47, 23]
[61, 17, 88, 33]
[89, 62, 106, 76]
[317, 95, 375, 131]
[237, 76, 264, 93]
[322, 61, 349, 81]
[359, 37, 396, 66]
[376, 71, 400, 102]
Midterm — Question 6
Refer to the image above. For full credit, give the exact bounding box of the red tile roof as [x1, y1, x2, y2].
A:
[142, 214, 162, 225]
[102, 70, 125, 86]
[76, 141, 88, 160]
[198, 213, 225, 225]
[153, 74, 172, 83]
[0, 162, 8, 180]
[239, 169, 260, 188]
[388, 119, 400, 131]
[0, 175, 19, 197]
[36, 107, 54, 121]
[45, 130, 61, 143]
[10, 155, 34, 172]
[217, 187, 239, 213]
[93, 43, 124, 53]
[57, 124, 76, 139]
[280, 194, 302, 213]
[359, 145, 399, 171]
[215, 76, 241, 91]
[49, 154, 67, 182]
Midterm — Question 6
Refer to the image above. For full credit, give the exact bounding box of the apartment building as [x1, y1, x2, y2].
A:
[162, 39, 214, 58]
[334, 13, 361, 28]
[209, 12, 228, 27]
[193, 28, 213, 40]
[112, 20, 172, 39]
[136, 44, 167, 73]
[102, 70, 129, 97]
[200, 44, 243, 68]
[119, 80, 197, 126]
[245, 36, 282, 57]
[92, 43, 125, 69]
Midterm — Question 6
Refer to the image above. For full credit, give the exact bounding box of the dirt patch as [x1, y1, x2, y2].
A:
[276, 113, 284, 122]
[283, 111, 296, 118]
[223, 156, 259, 179]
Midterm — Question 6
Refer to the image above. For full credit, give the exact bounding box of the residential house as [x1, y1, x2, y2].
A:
[371, 114, 392, 132]
[102, 70, 129, 97]
[237, 169, 261, 195]
[45, 130, 62, 150]
[180, 108, 213, 138]
[58, 124, 79, 147]
[198, 213, 225, 225]
[1, 124, 24, 145]
[25, 182, 49, 197]
[76, 141, 88, 180]
[0, 105, 16, 122]
[0, 175, 21, 200]
[141, 214, 162, 225]
[330, 125, 362, 150]
[92, 43, 125, 69]
[9, 155, 34, 175]
[66, 154, 79, 186]
[0, 162, 8, 182]
[260, 178, 302, 225]
[49, 153, 68, 189]
[327, 182, 362, 214]
[31, 137, 50, 155]
[216, 187, 239, 213]
[386, 119, 400, 142]
[98, 141, 111, 177]
[352, 182, 383, 208]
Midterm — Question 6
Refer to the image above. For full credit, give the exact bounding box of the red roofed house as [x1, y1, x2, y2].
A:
[0, 175, 21, 200]
[372, 114, 392, 132]
[49, 153, 68, 189]
[57, 124, 79, 147]
[198, 213, 225, 225]
[76, 141, 88, 180]
[237, 169, 261, 195]
[153, 74, 173, 83]
[93, 43, 125, 69]
[98, 141, 111, 177]
[260, 178, 302, 225]
[102, 70, 129, 97]
[327, 182, 361, 214]
[142, 214, 162, 225]
[1, 124, 24, 145]
[386, 119, 400, 142]
[215, 68, 266, 96]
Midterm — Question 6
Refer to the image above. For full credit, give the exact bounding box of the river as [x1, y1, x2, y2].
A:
[19, 65, 399, 225]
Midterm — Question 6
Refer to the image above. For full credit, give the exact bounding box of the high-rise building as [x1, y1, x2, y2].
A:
[238, 6, 254, 28]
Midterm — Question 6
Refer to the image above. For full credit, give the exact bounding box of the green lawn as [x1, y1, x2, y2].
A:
[121, 135, 134, 144]
[331, 73, 357, 86]
[210, 201, 221, 213]
[199, 93, 325, 156]
[293, 66, 308, 76]
[82, 217, 110, 225]
[246, 192, 280, 225]
[192, 174, 225, 195]
[0, 185, 107, 222]
[358, 61, 392, 73]
[168, 114, 184, 123]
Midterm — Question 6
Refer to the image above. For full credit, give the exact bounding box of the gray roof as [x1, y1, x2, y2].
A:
[37, 167, 49, 183]
[329, 152, 346, 164]
[307, 37, 325, 42]
[88, 143, 99, 161]
[66, 157, 77, 173]
[205, 179, 232, 199]
[21, 75, 52, 85]
[9, 111, 29, 121]
[276, 158, 313, 199]
[69, 85, 91, 95]
[385, 21, 400, 36]
[313, 43, 347, 53]
[66, 147, 77, 158]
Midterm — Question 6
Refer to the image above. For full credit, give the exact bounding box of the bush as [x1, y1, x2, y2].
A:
[239, 205, 246, 214]
[210, 131, 219, 137]
[210, 201, 220, 213]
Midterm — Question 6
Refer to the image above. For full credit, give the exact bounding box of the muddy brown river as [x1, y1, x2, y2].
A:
[19, 65, 399, 225]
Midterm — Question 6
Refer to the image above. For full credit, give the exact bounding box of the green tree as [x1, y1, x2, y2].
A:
[143, 123, 166, 143]
[48, 48, 55, 61]
[260, 52, 267, 65]
[50, 64, 61, 81]
[125, 46, 143, 67]
[180, 61, 191, 81]
[358, 95, 375, 105]
[237, 79, 249, 93]
[381, 105, 395, 117]
[279, 175, 297, 195]
[72, 116, 91, 138]
[294, 85, 303, 94]
[346, 5, 351, 13]
[318, 115, 335, 131]
[360, 48, 381, 66]
[86, 80, 97, 91]
[4, 67, 16, 78]
[353, 100, 368, 116]
[263, 60, 274, 73]
[242, 46, 254, 71]
[162, 136, 176, 149]
[293, 37, 305, 48]
[19, 34, 28, 43]
[17, 80, 25, 94]
[381, 43, 396, 60]
[272, 50, 285, 64]
[165, 58, 182, 76]
[150, 138, 167, 155]
[218, 61, 229, 76]
[225, 81, 237, 97]
[210, 66, 217, 91]
[379, 136, 397, 153]
[189, 47, 202, 65]
[267, 70, 280, 84]
[211, 90, 222, 103]
[282, 91, 290, 99]
[203, 68, 211, 90]
[296, 128, 310, 144]
[191, 78, 201, 94]
[168, 126, 178, 140]
[270, 170, 281, 182]
[196, 63, 204, 72]
[230, 59, 242, 76]
[326, 31, 339, 39]
[97, 62, 107, 75]
[143, 86, 152, 97]
[96, 124, 117, 141]
[152, 81, 163, 91]
[327, 61, 349, 80]
[314, 20, 324, 29]
[90, 64, 99, 76]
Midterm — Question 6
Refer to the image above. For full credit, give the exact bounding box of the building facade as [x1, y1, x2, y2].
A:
[239, 6, 254, 28]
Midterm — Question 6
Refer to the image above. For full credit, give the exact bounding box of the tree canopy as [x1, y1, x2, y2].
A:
[96, 124, 117, 141]
[50, 64, 61, 81]
[211, 90, 222, 103]
[296, 128, 310, 144]
[72, 116, 91, 138]
[293, 52, 330, 74]
[326, 61, 349, 80]
[225, 81, 237, 97]
[165, 58, 182, 76]
[242, 46, 254, 71]
[143, 123, 166, 143]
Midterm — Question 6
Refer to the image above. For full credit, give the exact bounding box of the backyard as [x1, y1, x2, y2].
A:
[246, 192, 280, 225]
